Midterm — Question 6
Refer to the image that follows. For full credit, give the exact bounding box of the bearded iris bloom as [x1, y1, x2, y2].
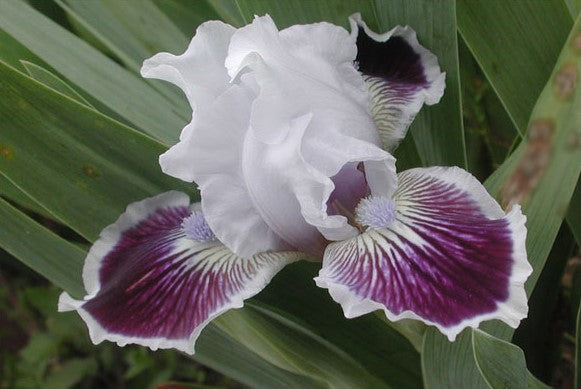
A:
[59, 14, 532, 353]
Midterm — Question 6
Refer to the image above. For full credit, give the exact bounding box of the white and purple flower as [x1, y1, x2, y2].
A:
[59, 14, 532, 353]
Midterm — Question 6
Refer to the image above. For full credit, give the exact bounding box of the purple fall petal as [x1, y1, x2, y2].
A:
[316, 167, 531, 340]
[349, 14, 445, 150]
[59, 192, 299, 353]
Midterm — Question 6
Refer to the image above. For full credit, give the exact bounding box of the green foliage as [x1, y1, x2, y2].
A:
[575, 306, 581, 389]
[472, 329, 550, 389]
[0, 273, 228, 389]
[0, 0, 188, 144]
[0, 0, 579, 387]
[20, 60, 94, 107]
[0, 60, 196, 241]
[457, 0, 572, 135]
[0, 198, 85, 297]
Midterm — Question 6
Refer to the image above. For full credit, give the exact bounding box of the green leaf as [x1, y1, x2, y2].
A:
[55, 0, 191, 111]
[57, 0, 188, 73]
[0, 174, 52, 218]
[45, 358, 98, 389]
[0, 60, 195, 241]
[567, 180, 581, 244]
[152, 0, 222, 36]
[20, 61, 93, 107]
[513, 225, 576, 381]
[0, 197, 85, 298]
[194, 325, 322, 389]
[216, 304, 388, 389]
[0, 0, 187, 145]
[422, 330, 487, 389]
[458, 38, 518, 178]
[423, 10, 581, 389]
[484, 44, 581, 296]
[457, 0, 572, 136]
[255, 261, 422, 389]
[0, 28, 44, 70]
[472, 329, 549, 389]
[208, 0, 247, 27]
[374, 0, 466, 168]
[575, 305, 581, 389]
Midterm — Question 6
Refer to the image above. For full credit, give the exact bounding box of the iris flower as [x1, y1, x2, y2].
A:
[60, 14, 532, 353]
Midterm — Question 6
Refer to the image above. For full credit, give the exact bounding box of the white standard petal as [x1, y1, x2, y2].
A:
[160, 82, 290, 258]
[221, 15, 397, 253]
[141, 20, 236, 110]
[59, 192, 301, 354]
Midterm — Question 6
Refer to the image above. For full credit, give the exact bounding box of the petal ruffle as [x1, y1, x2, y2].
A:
[59, 192, 299, 354]
[349, 14, 446, 151]
[160, 83, 292, 258]
[225, 15, 368, 140]
[222, 15, 397, 253]
[141, 20, 236, 110]
[315, 167, 531, 341]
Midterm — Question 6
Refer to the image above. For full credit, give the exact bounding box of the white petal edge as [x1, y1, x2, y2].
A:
[141, 20, 236, 110]
[349, 13, 446, 150]
[59, 191, 302, 354]
[59, 249, 300, 354]
[349, 13, 445, 106]
[315, 166, 532, 341]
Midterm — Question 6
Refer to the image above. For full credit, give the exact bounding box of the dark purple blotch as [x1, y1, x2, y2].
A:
[356, 27, 428, 93]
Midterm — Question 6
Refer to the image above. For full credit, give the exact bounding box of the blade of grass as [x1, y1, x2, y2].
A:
[472, 329, 549, 389]
[0, 60, 195, 241]
[575, 305, 581, 389]
[457, 0, 572, 136]
[0, 175, 52, 219]
[234, 0, 377, 29]
[152, 0, 222, 36]
[255, 261, 422, 389]
[216, 304, 389, 388]
[0, 197, 85, 297]
[20, 60, 93, 107]
[0, 0, 187, 145]
[55, 0, 191, 112]
[567, 180, 581, 245]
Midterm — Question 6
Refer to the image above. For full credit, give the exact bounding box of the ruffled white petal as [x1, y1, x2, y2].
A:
[154, 15, 401, 258]
[141, 20, 236, 110]
[160, 83, 288, 257]
[221, 15, 397, 253]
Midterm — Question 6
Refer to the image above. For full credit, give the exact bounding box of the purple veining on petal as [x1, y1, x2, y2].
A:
[350, 15, 445, 151]
[82, 203, 284, 342]
[320, 172, 516, 329]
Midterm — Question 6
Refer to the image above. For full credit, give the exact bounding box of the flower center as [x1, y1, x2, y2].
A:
[354, 196, 396, 231]
[182, 210, 216, 242]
